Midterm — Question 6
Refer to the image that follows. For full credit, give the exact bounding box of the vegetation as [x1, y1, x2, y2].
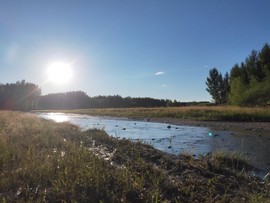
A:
[46, 106, 270, 122]
[38, 93, 187, 110]
[206, 43, 270, 106]
[0, 80, 41, 110]
[0, 85, 208, 111]
[0, 111, 269, 202]
[206, 68, 229, 104]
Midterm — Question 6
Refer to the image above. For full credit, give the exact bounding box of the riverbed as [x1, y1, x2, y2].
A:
[36, 112, 270, 171]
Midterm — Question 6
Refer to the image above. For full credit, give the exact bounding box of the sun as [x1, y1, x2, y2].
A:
[47, 62, 73, 84]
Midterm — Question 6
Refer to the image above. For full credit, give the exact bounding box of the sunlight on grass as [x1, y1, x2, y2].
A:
[0, 111, 269, 202]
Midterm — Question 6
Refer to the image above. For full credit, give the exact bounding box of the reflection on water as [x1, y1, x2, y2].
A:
[36, 112, 270, 171]
[36, 112, 213, 155]
[45, 113, 69, 122]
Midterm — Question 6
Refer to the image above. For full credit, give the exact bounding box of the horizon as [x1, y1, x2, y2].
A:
[39, 89, 211, 103]
[1, 0, 269, 101]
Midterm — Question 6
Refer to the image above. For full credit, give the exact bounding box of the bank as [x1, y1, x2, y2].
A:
[0, 111, 269, 202]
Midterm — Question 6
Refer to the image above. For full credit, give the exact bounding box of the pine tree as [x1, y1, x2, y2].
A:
[221, 72, 230, 104]
[206, 68, 227, 104]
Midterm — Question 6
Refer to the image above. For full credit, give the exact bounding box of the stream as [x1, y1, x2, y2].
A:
[36, 112, 270, 173]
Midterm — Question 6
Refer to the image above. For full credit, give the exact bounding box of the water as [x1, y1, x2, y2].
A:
[35, 112, 270, 171]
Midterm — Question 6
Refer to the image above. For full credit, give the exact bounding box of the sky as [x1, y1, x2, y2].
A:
[0, 0, 269, 102]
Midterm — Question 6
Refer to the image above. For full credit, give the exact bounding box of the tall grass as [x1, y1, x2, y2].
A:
[42, 106, 270, 122]
[0, 111, 269, 202]
[0, 111, 170, 202]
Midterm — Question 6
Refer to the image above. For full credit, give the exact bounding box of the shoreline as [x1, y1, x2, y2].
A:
[3, 111, 270, 202]
[146, 117, 270, 132]
[35, 110, 270, 132]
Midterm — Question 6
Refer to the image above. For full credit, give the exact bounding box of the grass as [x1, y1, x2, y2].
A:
[0, 111, 269, 202]
[212, 150, 253, 171]
[36, 106, 270, 122]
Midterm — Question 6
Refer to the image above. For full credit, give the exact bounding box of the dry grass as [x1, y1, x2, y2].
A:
[37, 106, 270, 122]
[0, 111, 269, 202]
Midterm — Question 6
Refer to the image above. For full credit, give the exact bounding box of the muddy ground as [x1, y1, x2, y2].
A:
[148, 117, 270, 132]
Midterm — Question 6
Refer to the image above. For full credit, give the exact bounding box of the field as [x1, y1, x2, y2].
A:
[42, 106, 270, 122]
[0, 111, 269, 202]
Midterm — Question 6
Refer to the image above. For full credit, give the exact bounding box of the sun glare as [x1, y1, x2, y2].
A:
[47, 62, 73, 84]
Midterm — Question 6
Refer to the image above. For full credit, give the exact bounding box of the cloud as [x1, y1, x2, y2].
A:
[162, 84, 166, 87]
[155, 71, 165, 76]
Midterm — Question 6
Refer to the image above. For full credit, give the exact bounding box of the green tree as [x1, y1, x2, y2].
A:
[220, 72, 230, 104]
[230, 64, 241, 79]
[228, 43, 270, 106]
[0, 80, 41, 110]
[245, 50, 264, 81]
[229, 77, 247, 105]
[259, 43, 270, 76]
[206, 68, 228, 104]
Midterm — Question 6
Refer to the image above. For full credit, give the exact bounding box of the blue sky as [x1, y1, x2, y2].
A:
[0, 0, 269, 101]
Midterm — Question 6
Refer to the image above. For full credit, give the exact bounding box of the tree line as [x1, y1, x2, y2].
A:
[0, 81, 210, 111]
[38, 93, 189, 110]
[0, 80, 41, 110]
[206, 43, 270, 106]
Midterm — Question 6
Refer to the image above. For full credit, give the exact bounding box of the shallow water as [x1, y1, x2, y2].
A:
[36, 112, 270, 171]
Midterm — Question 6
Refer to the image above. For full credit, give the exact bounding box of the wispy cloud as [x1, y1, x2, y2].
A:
[155, 71, 165, 76]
